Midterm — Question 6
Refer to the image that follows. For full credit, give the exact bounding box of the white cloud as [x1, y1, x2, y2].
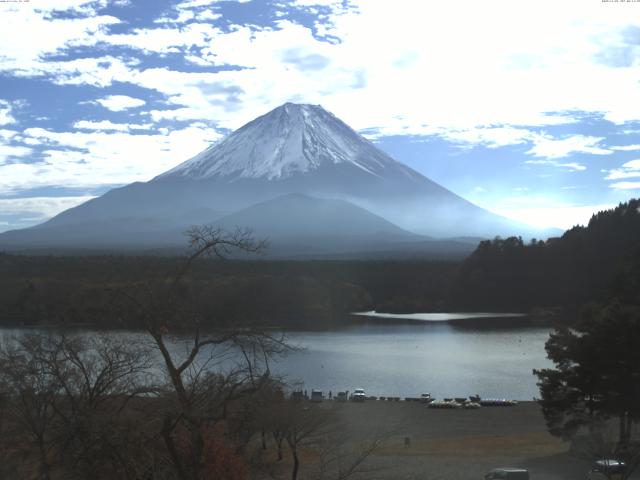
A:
[487, 196, 615, 229]
[609, 181, 640, 190]
[193, 10, 222, 21]
[0, 0, 638, 233]
[3, 0, 640, 137]
[74, 120, 130, 132]
[7, 55, 138, 88]
[526, 134, 612, 159]
[155, 9, 196, 24]
[47, 56, 138, 88]
[605, 159, 640, 180]
[0, 145, 32, 164]
[0, 100, 16, 126]
[69, 0, 636, 138]
[610, 144, 640, 151]
[0, 194, 100, 232]
[0, 4, 119, 77]
[97, 22, 220, 54]
[0, 129, 18, 141]
[292, 0, 344, 5]
[559, 162, 587, 172]
[243, 0, 640, 132]
[154, 0, 247, 23]
[73, 120, 152, 131]
[31, 0, 110, 14]
[525, 159, 587, 171]
[0, 196, 96, 220]
[96, 95, 146, 111]
[177, 0, 251, 7]
[0, 124, 223, 194]
[438, 126, 534, 149]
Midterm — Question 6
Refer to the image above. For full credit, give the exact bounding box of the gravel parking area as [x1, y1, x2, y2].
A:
[321, 400, 634, 480]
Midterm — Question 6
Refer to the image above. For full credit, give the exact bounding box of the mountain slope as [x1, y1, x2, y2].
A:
[210, 194, 479, 259]
[214, 193, 415, 239]
[158, 102, 424, 182]
[0, 103, 548, 253]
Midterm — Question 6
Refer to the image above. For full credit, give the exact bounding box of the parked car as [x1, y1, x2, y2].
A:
[484, 468, 530, 480]
[351, 388, 366, 402]
[420, 393, 434, 403]
[587, 459, 627, 480]
[336, 391, 348, 402]
[310, 390, 323, 402]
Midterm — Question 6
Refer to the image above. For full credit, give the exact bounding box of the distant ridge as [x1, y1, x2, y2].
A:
[213, 193, 415, 239]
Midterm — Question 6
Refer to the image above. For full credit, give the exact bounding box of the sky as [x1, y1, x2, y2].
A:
[1, 0, 640, 233]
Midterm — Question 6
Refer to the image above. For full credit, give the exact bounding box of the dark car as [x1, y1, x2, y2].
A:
[484, 468, 530, 480]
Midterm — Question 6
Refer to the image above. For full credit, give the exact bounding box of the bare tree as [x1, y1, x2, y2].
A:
[260, 399, 385, 480]
[280, 403, 336, 480]
[0, 332, 157, 480]
[0, 226, 385, 480]
[110, 226, 291, 480]
[312, 433, 385, 480]
[0, 336, 59, 480]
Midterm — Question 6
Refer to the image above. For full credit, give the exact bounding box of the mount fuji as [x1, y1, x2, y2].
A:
[0, 103, 547, 257]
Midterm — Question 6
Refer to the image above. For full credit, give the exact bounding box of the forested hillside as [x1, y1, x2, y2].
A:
[450, 199, 640, 312]
[0, 254, 457, 328]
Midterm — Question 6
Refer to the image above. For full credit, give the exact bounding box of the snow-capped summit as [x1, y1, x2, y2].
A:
[159, 103, 421, 182]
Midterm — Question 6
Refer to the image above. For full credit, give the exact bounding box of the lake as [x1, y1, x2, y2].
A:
[0, 315, 553, 401]
[273, 322, 551, 401]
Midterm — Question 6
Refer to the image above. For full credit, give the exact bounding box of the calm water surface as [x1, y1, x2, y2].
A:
[275, 323, 551, 400]
[0, 319, 552, 401]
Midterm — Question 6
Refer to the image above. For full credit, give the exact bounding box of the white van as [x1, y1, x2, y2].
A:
[351, 388, 366, 402]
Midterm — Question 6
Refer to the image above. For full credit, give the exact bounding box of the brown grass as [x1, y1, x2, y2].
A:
[379, 431, 567, 457]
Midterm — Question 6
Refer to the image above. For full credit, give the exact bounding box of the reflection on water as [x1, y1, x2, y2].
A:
[0, 322, 552, 401]
[272, 324, 551, 400]
[352, 311, 526, 321]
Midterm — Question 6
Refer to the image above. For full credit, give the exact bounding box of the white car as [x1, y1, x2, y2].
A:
[587, 460, 626, 480]
[420, 393, 434, 403]
[351, 388, 366, 402]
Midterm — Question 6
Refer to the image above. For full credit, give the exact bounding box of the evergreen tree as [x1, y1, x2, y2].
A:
[535, 303, 640, 455]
